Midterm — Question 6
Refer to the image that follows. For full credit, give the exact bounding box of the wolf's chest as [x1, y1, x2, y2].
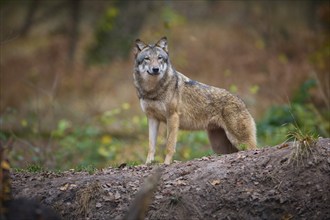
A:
[140, 99, 168, 121]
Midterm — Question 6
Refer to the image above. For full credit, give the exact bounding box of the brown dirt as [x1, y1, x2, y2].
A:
[11, 138, 330, 220]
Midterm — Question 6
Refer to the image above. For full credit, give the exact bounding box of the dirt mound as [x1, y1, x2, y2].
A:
[11, 138, 330, 220]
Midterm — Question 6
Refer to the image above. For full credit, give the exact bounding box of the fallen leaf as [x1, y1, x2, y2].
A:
[278, 143, 289, 149]
[59, 183, 77, 191]
[60, 183, 69, 191]
[210, 179, 221, 186]
[70, 184, 77, 189]
[155, 195, 163, 199]
[102, 192, 115, 201]
[175, 180, 187, 186]
[118, 163, 127, 169]
[237, 154, 246, 159]
[201, 156, 210, 161]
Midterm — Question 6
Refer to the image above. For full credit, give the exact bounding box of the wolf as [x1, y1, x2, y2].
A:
[133, 37, 257, 164]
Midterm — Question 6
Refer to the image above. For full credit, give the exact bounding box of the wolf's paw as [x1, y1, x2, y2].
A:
[145, 153, 155, 164]
[164, 156, 172, 165]
[145, 158, 154, 165]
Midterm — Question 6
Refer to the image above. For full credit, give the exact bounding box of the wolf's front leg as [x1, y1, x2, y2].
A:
[164, 113, 179, 165]
[146, 117, 160, 164]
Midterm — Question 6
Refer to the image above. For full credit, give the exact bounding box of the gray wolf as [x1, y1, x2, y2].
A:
[133, 37, 257, 164]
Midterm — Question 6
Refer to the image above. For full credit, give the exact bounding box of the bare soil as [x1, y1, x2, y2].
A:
[12, 138, 330, 220]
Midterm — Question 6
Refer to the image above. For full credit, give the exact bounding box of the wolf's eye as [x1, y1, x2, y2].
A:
[144, 57, 150, 61]
[158, 56, 163, 60]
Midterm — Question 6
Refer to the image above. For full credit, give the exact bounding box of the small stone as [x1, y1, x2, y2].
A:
[115, 191, 121, 200]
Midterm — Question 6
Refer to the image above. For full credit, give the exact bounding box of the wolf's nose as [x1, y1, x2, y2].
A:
[152, 67, 159, 73]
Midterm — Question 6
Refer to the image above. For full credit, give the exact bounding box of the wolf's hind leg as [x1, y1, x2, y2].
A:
[207, 127, 239, 154]
[222, 106, 257, 150]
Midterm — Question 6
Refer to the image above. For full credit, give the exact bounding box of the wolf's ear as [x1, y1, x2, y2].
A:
[134, 39, 147, 55]
[156, 36, 168, 53]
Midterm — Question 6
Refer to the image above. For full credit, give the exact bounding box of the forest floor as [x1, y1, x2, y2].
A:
[11, 138, 330, 220]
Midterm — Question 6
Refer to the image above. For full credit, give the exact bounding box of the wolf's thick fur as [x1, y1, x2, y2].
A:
[133, 37, 257, 164]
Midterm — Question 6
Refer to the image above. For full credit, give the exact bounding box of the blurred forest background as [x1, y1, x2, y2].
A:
[1, 0, 329, 171]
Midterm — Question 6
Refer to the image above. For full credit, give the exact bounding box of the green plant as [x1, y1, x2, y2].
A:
[238, 143, 248, 150]
[175, 131, 212, 161]
[287, 127, 318, 166]
[75, 164, 98, 174]
[53, 123, 101, 169]
[1, 100, 150, 170]
[257, 79, 329, 147]
[169, 195, 182, 205]
[161, 5, 186, 29]
[26, 163, 44, 173]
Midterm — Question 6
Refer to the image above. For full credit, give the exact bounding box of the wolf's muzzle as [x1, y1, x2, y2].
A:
[148, 68, 160, 76]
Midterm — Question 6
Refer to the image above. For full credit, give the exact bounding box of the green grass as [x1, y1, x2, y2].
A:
[13, 163, 45, 173]
[257, 79, 329, 147]
[74, 164, 98, 174]
[287, 127, 318, 166]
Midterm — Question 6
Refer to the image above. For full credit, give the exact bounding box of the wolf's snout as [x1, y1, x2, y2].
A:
[152, 67, 159, 73]
[148, 67, 160, 75]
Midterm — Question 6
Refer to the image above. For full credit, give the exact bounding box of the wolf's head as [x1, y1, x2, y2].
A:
[134, 37, 170, 78]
